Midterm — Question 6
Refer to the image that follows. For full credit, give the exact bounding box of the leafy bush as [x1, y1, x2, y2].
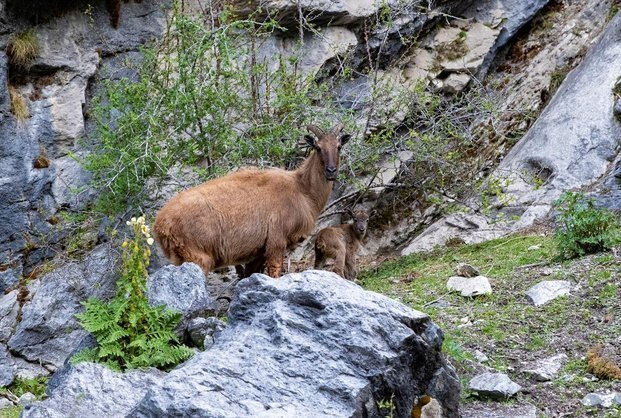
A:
[554, 192, 621, 259]
[73, 216, 193, 371]
[86, 6, 353, 215]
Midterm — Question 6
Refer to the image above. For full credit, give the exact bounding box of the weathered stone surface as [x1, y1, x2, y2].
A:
[51, 154, 93, 210]
[147, 262, 217, 333]
[0, 289, 19, 343]
[258, 26, 357, 78]
[494, 12, 621, 223]
[22, 363, 165, 418]
[447, 276, 492, 297]
[0, 266, 20, 294]
[27, 271, 460, 417]
[186, 316, 226, 349]
[8, 244, 118, 369]
[402, 213, 506, 255]
[441, 73, 471, 94]
[18, 393, 36, 406]
[581, 392, 621, 407]
[522, 353, 567, 381]
[0, 1, 170, 267]
[0, 397, 13, 409]
[469, 372, 521, 399]
[473, 350, 489, 363]
[526, 280, 571, 306]
[0, 345, 15, 387]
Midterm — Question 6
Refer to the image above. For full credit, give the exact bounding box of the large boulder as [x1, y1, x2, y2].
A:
[7, 244, 119, 369]
[25, 271, 460, 418]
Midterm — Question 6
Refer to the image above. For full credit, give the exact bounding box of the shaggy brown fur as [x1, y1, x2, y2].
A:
[154, 124, 350, 278]
[314, 210, 369, 281]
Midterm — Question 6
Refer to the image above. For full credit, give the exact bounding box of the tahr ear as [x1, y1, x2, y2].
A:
[339, 134, 351, 146]
[305, 134, 319, 150]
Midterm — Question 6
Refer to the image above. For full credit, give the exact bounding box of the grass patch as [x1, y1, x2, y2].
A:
[7, 28, 39, 67]
[0, 406, 23, 418]
[0, 376, 48, 399]
[8, 86, 29, 121]
[359, 231, 621, 414]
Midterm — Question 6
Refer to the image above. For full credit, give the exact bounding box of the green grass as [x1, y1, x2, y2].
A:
[359, 231, 621, 414]
[0, 406, 22, 418]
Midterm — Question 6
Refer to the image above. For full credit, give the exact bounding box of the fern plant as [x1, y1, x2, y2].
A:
[73, 216, 193, 371]
[554, 192, 621, 260]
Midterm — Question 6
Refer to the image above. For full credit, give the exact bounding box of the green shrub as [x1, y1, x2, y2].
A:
[73, 216, 193, 371]
[554, 192, 621, 259]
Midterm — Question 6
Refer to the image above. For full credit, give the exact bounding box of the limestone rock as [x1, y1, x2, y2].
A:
[147, 262, 217, 333]
[494, 13, 621, 224]
[522, 353, 567, 382]
[26, 271, 460, 417]
[581, 392, 621, 407]
[469, 372, 521, 399]
[447, 276, 492, 297]
[22, 363, 166, 418]
[8, 244, 118, 369]
[0, 266, 20, 294]
[51, 154, 94, 210]
[526, 280, 571, 306]
[0, 290, 19, 343]
[186, 316, 227, 349]
[0, 345, 15, 387]
[442, 73, 471, 94]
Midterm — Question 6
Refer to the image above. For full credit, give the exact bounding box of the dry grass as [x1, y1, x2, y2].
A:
[9, 86, 30, 121]
[587, 344, 621, 380]
[7, 29, 39, 67]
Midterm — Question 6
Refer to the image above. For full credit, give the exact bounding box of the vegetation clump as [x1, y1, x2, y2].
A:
[586, 344, 621, 380]
[73, 216, 193, 371]
[553, 191, 621, 259]
[8, 86, 30, 121]
[7, 28, 39, 67]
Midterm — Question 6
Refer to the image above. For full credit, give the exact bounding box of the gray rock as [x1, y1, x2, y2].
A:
[22, 363, 165, 418]
[12, 356, 50, 380]
[18, 393, 36, 406]
[469, 372, 521, 399]
[147, 262, 217, 333]
[522, 353, 567, 381]
[0, 1, 170, 265]
[51, 154, 93, 210]
[8, 244, 118, 369]
[463, 0, 551, 78]
[0, 289, 19, 343]
[186, 317, 226, 349]
[526, 280, 571, 306]
[0, 266, 20, 293]
[581, 392, 621, 407]
[494, 12, 621, 222]
[402, 213, 506, 255]
[474, 350, 489, 363]
[0, 397, 14, 409]
[447, 276, 492, 297]
[26, 271, 460, 418]
[0, 345, 15, 387]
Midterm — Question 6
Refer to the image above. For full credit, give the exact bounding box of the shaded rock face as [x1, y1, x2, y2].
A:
[26, 271, 460, 418]
[0, 1, 170, 269]
[7, 244, 119, 370]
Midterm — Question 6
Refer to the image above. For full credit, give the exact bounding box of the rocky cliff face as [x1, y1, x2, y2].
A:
[2, 0, 621, 415]
[0, 0, 169, 274]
